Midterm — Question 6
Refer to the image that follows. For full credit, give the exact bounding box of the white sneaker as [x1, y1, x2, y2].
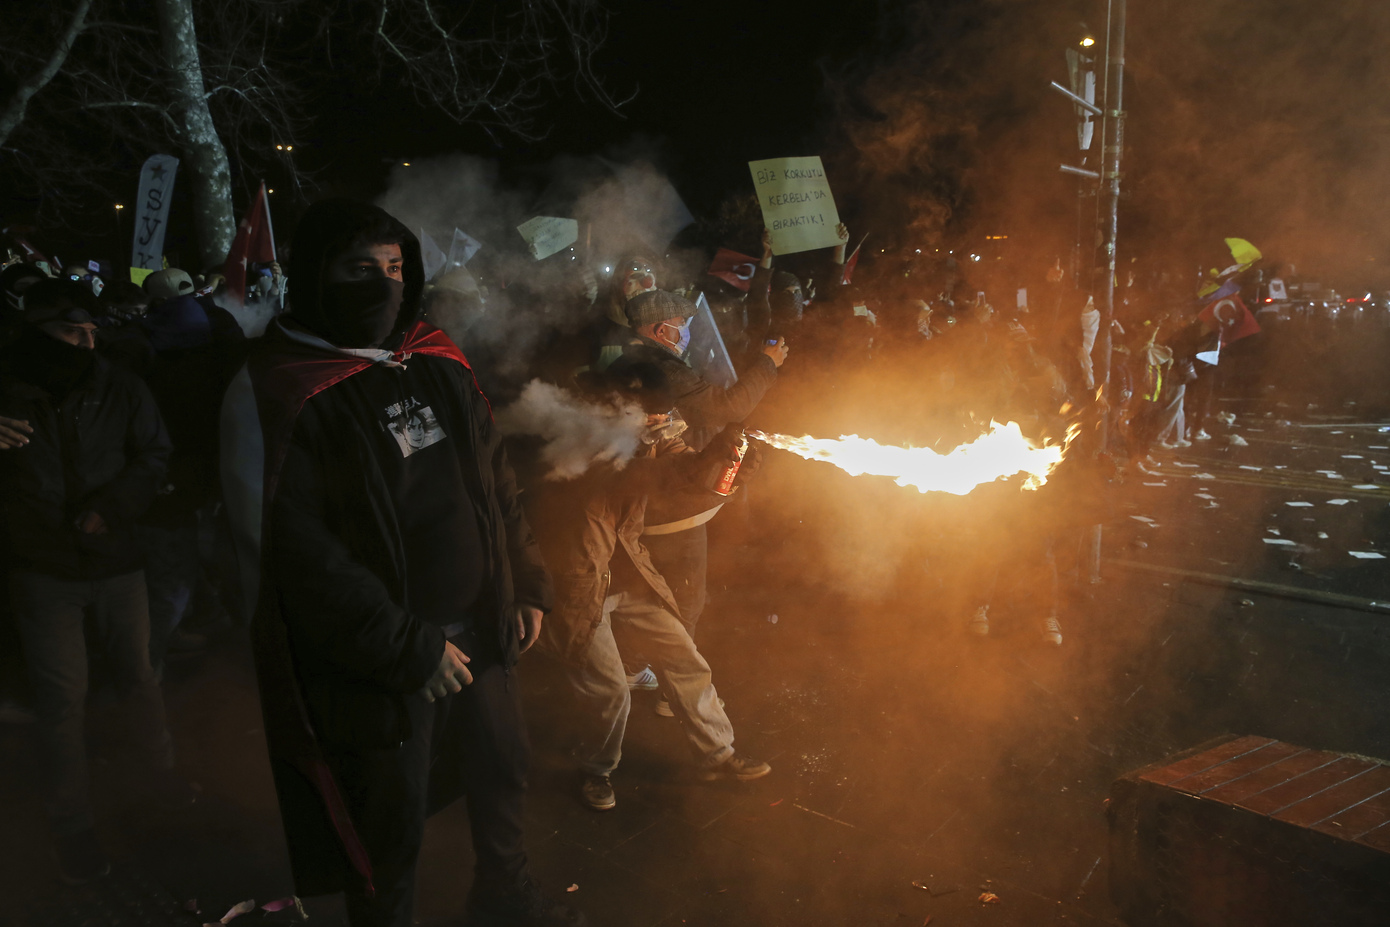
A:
[1173, 438, 1192, 448]
[1155, 441, 1175, 450]
[1194, 430, 1212, 441]
[1042, 616, 1063, 646]
[627, 666, 658, 690]
[968, 606, 990, 636]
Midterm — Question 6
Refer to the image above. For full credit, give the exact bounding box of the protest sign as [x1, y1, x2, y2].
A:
[517, 216, 579, 261]
[449, 228, 482, 268]
[748, 156, 841, 256]
[131, 154, 179, 272]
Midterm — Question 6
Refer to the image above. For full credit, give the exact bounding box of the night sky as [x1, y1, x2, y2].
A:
[7, 0, 1390, 289]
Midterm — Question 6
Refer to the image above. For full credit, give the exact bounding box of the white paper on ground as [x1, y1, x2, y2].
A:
[1129, 515, 1159, 525]
[1325, 473, 1345, 479]
[1262, 538, 1296, 546]
[1285, 501, 1314, 507]
[1194, 472, 1216, 479]
[1328, 499, 1353, 505]
[1172, 462, 1199, 468]
[1143, 482, 1167, 487]
[1239, 465, 1263, 471]
[1342, 455, 1365, 459]
[1349, 551, 1387, 559]
[1353, 484, 1381, 490]
[1266, 528, 1281, 535]
[1195, 493, 1217, 500]
[1318, 532, 1329, 539]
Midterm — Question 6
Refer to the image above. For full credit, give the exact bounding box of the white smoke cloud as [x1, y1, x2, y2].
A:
[373, 149, 697, 392]
[495, 379, 646, 480]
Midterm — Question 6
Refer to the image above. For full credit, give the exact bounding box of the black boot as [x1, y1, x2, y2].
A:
[465, 872, 587, 927]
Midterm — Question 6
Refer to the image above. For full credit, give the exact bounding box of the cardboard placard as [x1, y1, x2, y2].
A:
[516, 216, 579, 261]
[748, 156, 841, 256]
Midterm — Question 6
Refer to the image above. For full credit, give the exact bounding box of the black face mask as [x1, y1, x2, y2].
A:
[11, 324, 95, 401]
[320, 278, 404, 348]
[771, 289, 806, 323]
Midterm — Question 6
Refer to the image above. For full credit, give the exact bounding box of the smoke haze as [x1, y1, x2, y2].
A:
[495, 379, 646, 480]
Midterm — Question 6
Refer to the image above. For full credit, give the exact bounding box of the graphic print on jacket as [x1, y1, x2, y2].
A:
[382, 396, 447, 457]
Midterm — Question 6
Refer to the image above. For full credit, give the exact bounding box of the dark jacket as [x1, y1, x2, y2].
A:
[536, 436, 714, 663]
[0, 349, 171, 580]
[142, 301, 248, 525]
[235, 199, 551, 897]
[618, 337, 778, 452]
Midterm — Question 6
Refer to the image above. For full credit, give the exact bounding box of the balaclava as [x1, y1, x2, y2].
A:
[770, 270, 805, 323]
[9, 279, 98, 400]
[287, 199, 424, 349]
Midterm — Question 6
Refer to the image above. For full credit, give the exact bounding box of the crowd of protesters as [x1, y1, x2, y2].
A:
[0, 194, 1259, 927]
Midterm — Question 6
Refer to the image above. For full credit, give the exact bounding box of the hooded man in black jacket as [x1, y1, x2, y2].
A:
[219, 199, 580, 927]
[0, 278, 191, 885]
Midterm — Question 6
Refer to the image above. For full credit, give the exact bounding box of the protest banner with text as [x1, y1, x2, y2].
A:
[748, 156, 841, 256]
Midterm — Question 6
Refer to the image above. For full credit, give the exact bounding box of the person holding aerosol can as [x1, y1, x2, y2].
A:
[612, 288, 786, 711]
[536, 360, 771, 813]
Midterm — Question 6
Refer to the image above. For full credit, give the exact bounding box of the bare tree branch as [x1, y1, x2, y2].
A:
[0, 0, 94, 148]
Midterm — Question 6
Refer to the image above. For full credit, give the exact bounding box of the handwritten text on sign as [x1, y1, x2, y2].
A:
[748, 156, 841, 256]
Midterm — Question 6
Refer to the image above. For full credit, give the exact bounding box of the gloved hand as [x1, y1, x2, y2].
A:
[699, 423, 745, 466]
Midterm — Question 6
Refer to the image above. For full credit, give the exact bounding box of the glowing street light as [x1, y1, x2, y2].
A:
[1079, 36, 1095, 47]
[114, 204, 124, 211]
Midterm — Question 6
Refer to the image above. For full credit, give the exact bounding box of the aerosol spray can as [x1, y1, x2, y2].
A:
[708, 431, 748, 496]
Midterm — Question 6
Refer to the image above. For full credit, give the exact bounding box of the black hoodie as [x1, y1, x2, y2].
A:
[286, 198, 425, 348]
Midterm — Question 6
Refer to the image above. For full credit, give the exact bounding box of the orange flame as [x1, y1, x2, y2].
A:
[748, 421, 1076, 496]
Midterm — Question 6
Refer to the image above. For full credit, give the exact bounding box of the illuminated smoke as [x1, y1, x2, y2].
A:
[495, 379, 646, 480]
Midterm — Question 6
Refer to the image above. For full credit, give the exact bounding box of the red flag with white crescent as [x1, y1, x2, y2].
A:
[841, 241, 863, 285]
[707, 247, 759, 292]
[1198, 294, 1260, 345]
[224, 182, 277, 308]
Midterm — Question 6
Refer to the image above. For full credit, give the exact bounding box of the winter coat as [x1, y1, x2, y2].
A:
[220, 198, 551, 898]
[618, 337, 778, 452]
[0, 351, 170, 580]
[535, 436, 717, 663]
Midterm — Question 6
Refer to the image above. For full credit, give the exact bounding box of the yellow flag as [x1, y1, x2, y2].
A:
[1225, 238, 1262, 266]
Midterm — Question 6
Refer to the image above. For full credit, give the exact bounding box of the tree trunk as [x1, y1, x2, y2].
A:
[0, 0, 93, 149]
[152, 0, 235, 269]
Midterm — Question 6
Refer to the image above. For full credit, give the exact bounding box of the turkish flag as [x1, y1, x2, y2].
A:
[706, 247, 759, 292]
[224, 182, 276, 307]
[841, 242, 862, 285]
[1198, 294, 1260, 345]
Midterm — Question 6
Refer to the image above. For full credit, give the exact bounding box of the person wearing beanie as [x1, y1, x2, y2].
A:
[0, 278, 194, 885]
[218, 198, 580, 927]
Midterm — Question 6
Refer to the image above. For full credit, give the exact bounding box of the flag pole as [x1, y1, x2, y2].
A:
[260, 181, 276, 262]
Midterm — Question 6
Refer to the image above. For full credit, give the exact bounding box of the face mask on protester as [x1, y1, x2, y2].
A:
[771, 288, 805, 323]
[622, 262, 657, 301]
[321, 278, 404, 348]
[658, 318, 692, 355]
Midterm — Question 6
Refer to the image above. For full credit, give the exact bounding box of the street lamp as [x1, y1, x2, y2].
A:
[1079, 36, 1095, 47]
